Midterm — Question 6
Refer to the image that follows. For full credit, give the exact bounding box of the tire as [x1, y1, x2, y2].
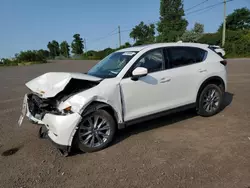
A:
[38, 126, 48, 139]
[75, 109, 116, 153]
[197, 84, 223, 117]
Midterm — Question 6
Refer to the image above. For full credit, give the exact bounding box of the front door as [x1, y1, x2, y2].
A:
[120, 48, 171, 121]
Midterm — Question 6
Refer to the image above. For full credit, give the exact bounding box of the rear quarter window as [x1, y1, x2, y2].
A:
[167, 47, 207, 68]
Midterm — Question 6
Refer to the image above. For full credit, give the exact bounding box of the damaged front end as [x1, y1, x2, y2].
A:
[27, 78, 101, 121]
[18, 72, 103, 155]
[27, 93, 61, 122]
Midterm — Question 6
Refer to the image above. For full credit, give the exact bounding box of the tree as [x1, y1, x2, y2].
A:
[130, 22, 155, 45]
[218, 7, 250, 31]
[60, 41, 70, 57]
[15, 50, 47, 63]
[71, 34, 84, 55]
[37, 49, 49, 59]
[157, 0, 188, 42]
[118, 42, 132, 50]
[193, 23, 204, 34]
[181, 22, 204, 42]
[47, 40, 60, 58]
[124, 42, 131, 48]
[47, 42, 54, 57]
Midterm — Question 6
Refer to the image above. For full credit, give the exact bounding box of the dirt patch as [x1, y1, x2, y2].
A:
[1, 147, 21, 156]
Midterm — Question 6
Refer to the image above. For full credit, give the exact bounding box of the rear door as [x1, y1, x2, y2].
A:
[163, 46, 209, 107]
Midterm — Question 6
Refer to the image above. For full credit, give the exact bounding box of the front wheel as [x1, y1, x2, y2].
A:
[197, 84, 223, 117]
[75, 109, 116, 153]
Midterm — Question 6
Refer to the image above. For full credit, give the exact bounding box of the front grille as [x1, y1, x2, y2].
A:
[27, 97, 41, 117]
[27, 94, 61, 118]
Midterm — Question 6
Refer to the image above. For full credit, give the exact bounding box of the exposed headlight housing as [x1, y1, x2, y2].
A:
[63, 106, 73, 114]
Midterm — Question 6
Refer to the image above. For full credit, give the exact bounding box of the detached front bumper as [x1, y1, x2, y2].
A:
[42, 112, 82, 146]
[22, 94, 82, 148]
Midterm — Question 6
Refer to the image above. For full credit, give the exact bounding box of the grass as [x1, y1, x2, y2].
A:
[225, 54, 250, 58]
[0, 61, 48, 67]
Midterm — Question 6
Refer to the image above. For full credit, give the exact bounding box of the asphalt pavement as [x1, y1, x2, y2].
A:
[0, 59, 250, 188]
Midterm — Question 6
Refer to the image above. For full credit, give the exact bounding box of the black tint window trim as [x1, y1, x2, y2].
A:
[123, 47, 166, 79]
[163, 48, 171, 70]
[165, 46, 208, 69]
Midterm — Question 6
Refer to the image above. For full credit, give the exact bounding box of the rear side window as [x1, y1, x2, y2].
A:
[167, 47, 207, 68]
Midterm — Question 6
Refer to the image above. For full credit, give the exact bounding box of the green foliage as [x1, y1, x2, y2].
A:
[37, 49, 50, 59]
[118, 42, 132, 49]
[1, 58, 18, 66]
[16, 50, 47, 63]
[157, 0, 188, 42]
[198, 29, 250, 57]
[130, 22, 155, 45]
[82, 42, 131, 60]
[4, 4, 250, 65]
[224, 31, 250, 57]
[60, 41, 70, 58]
[47, 40, 60, 58]
[193, 23, 204, 34]
[71, 34, 84, 55]
[197, 30, 250, 45]
[218, 7, 250, 32]
[197, 33, 220, 45]
[181, 22, 204, 42]
[1, 50, 48, 66]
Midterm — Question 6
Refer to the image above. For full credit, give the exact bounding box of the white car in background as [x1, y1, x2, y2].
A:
[209, 45, 226, 57]
[18, 43, 227, 156]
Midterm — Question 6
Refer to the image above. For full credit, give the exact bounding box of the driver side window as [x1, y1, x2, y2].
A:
[134, 49, 164, 73]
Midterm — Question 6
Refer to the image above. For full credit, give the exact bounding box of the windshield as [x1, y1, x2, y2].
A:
[87, 51, 137, 78]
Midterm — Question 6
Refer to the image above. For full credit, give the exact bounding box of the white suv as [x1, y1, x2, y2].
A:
[18, 43, 227, 155]
[209, 45, 226, 57]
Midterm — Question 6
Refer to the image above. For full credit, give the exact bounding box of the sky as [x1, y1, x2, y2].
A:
[0, 0, 249, 58]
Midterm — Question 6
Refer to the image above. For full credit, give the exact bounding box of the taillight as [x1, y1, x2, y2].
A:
[220, 60, 227, 66]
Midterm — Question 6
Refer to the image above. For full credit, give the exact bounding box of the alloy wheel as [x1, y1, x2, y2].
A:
[203, 88, 220, 113]
[79, 115, 111, 148]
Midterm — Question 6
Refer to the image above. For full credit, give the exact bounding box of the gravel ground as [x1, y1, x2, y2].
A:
[0, 59, 250, 188]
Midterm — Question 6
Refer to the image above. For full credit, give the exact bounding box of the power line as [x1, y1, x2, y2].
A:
[185, 0, 209, 12]
[193, 6, 216, 16]
[88, 28, 118, 43]
[88, 0, 235, 48]
[121, 29, 133, 33]
[185, 0, 233, 16]
[106, 28, 118, 35]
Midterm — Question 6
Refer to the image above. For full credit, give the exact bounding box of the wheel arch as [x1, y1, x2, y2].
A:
[70, 101, 122, 148]
[196, 76, 225, 107]
[81, 101, 120, 128]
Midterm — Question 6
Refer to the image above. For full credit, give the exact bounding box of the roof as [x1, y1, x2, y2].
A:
[117, 42, 209, 52]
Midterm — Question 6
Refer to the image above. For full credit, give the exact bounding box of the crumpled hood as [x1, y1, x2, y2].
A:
[26, 72, 102, 98]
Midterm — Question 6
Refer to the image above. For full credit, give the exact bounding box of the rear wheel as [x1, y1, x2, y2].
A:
[197, 84, 223, 117]
[75, 109, 116, 153]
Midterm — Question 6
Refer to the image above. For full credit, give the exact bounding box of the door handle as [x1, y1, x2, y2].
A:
[199, 69, 207, 73]
[160, 77, 171, 83]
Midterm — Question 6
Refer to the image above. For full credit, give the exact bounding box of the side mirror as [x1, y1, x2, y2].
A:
[131, 67, 148, 80]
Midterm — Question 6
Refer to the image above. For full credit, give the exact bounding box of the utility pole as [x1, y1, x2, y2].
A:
[222, 0, 226, 47]
[118, 26, 121, 47]
[84, 38, 87, 52]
